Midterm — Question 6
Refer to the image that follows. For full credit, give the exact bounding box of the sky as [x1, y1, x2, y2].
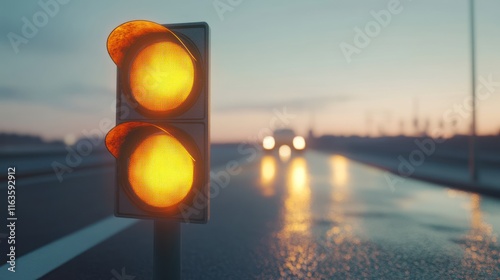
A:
[0, 0, 499, 142]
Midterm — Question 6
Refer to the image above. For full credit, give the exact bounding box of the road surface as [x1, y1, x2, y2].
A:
[1, 148, 499, 279]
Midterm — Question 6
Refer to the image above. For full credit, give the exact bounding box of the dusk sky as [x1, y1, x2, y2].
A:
[1, 0, 499, 142]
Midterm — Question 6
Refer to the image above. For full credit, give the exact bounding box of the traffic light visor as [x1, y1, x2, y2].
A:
[107, 20, 195, 67]
[107, 20, 199, 116]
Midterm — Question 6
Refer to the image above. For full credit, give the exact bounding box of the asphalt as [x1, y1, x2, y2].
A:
[1, 149, 500, 279]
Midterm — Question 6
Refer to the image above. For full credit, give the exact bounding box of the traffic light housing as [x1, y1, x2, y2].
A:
[105, 20, 209, 223]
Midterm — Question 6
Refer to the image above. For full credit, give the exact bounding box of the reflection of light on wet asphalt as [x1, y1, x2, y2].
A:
[331, 155, 349, 188]
[259, 155, 276, 197]
[265, 153, 500, 278]
[452, 193, 500, 278]
[274, 155, 381, 278]
[327, 155, 352, 244]
[276, 157, 317, 279]
[321, 155, 380, 277]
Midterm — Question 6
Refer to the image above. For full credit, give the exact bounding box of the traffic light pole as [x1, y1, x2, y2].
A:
[154, 221, 181, 280]
[469, 0, 478, 182]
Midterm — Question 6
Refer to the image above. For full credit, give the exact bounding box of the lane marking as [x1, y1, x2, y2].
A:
[0, 151, 246, 278]
[0, 216, 139, 279]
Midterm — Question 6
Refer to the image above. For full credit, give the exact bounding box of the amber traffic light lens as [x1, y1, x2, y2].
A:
[129, 41, 195, 113]
[127, 133, 194, 208]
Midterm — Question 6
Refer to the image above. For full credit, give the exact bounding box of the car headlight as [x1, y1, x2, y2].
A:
[263, 136, 275, 150]
[293, 136, 306, 150]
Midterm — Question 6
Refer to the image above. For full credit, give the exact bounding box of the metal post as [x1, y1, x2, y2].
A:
[154, 221, 181, 280]
[469, 0, 478, 182]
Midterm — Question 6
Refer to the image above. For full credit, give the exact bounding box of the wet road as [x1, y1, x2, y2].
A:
[183, 150, 500, 279]
[247, 152, 500, 279]
[1, 149, 500, 279]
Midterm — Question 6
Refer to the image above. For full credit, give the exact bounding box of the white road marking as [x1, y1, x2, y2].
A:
[0, 216, 139, 279]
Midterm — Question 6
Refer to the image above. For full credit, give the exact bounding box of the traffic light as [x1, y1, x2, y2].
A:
[105, 20, 209, 223]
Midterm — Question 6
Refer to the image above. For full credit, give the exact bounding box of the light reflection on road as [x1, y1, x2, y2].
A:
[326, 154, 354, 246]
[259, 155, 276, 197]
[330, 155, 349, 188]
[276, 157, 317, 279]
[452, 192, 500, 278]
[323, 154, 380, 278]
[259, 152, 500, 278]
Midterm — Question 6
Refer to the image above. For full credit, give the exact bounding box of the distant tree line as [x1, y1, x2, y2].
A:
[0, 133, 64, 147]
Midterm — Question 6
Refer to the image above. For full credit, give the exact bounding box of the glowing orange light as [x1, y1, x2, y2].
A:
[290, 157, 308, 193]
[129, 41, 195, 113]
[260, 155, 276, 197]
[128, 133, 194, 208]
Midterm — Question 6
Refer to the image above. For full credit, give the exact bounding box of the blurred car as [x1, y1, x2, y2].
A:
[262, 128, 306, 153]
